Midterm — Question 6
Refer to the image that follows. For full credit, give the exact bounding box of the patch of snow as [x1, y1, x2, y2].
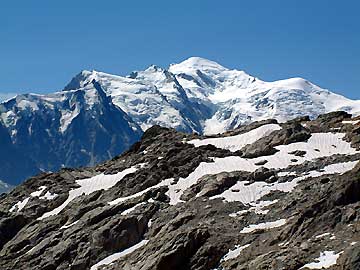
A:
[211, 179, 296, 204]
[315, 233, 331, 239]
[10, 186, 49, 212]
[342, 120, 360, 125]
[109, 178, 173, 205]
[278, 171, 298, 177]
[39, 191, 58, 200]
[17, 99, 39, 111]
[9, 197, 30, 213]
[90, 239, 149, 270]
[38, 167, 137, 220]
[147, 219, 153, 227]
[229, 209, 249, 217]
[60, 220, 79, 229]
[222, 244, 251, 261]
[121, 202, 146, 215]
[30, 186, 47, 197]
[300, 251, 343, 269]
[136, 162, 148, 168]
[59, 106, 80, 133]
[240, 219, 286, 233]
[188, 124, 282, 152]
[278, 241, 290, 247]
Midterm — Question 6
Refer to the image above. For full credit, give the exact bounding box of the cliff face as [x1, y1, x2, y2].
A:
[0, 111, 359, 270]
[0, 120, 39, 186]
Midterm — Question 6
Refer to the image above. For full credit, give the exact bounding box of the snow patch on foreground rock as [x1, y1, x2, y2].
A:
[188, 123, 282, 152]
[240, 219, 287, 233]
[90, 239, 149, 270]
[38, 167, 137, 220]
[300, 251, 343, 269]
[222, 244, 251, 262]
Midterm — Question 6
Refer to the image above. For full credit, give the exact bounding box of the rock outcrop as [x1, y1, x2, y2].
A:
[0, 112, 359, 270]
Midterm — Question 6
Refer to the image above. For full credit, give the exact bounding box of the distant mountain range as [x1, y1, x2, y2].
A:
[1, 57, 360, 185]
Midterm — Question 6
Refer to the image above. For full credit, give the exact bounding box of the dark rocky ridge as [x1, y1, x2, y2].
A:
[0, 112, 359, 270]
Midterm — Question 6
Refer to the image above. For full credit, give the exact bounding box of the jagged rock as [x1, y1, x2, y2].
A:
[0, 112, 359, 270]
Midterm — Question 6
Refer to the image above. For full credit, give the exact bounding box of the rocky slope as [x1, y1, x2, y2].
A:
[1, 57, 360, 185]
[0, 111, 359, 270]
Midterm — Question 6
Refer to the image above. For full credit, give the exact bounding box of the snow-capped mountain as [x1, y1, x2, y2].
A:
[65, 57, 360, 135]
[169, 57, 360, 134]
[1, 57, 360, 185]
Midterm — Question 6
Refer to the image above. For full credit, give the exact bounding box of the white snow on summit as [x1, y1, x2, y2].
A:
[169, 57, 360, 134]
[4, 56, 359, 137]
[58, 57, 360, 135]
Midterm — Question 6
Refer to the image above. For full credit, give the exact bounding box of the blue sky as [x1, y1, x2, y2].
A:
[1, 0, 359, 98]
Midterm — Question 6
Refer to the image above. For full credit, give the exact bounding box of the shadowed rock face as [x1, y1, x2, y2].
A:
[0, 82, 142, 185]
[0, 112, 360, 270]
[0, 121, 39, 185]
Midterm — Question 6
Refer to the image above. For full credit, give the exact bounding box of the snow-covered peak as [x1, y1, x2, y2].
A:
[63, 70, 101, 91]
[8, 57, 359, 137]
[131, 65, 172, 85]
[269, 77, 323, 92]
[169, 57, 228, 75]
[144, 64, 164, 73]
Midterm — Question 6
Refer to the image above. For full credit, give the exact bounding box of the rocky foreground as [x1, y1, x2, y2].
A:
[0, 111, 359, 270]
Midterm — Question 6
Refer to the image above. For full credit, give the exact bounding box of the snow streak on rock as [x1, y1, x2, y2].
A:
[222, 244, 251, 261]
[240, 219, 287, 233]
[90, 240, 149, 270]
[38, 167, 137, 220]
[188, 123, 282, 151]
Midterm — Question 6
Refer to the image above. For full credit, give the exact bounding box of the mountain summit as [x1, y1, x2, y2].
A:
[0, 57, 360, 185]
